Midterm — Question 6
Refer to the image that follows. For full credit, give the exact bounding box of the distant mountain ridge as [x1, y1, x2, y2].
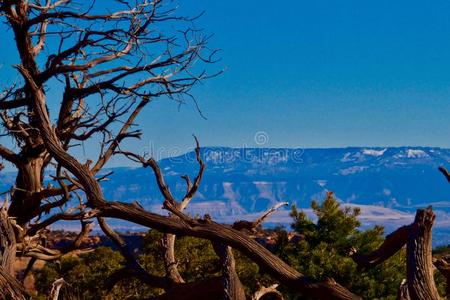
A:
[96, 146, 450, 241]
[1, 146, 450, 242]
[98, 146, 450, 211]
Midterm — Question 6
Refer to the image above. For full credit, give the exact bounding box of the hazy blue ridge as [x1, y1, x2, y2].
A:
[1, 147, 450, 245]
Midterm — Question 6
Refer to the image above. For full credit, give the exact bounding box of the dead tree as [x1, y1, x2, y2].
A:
[251, 284, 284, 300]
[0, 1, 442, 300]
[0, 0, 216, 296]
[0, 205, 29, 299]
[0, 0, 218, 227]
[350, 206, 440, 300]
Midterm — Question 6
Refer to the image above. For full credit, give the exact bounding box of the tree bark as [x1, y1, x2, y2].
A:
[0, 266, 28, 300]
[48, 278, 66, 300]
[102, 202, 361, 300]
[433, 255, 450, 297]
[350, 225, 409, 270]
[0, 207, 29, 299]
[17, 59, 360, 299]
[252, 284, 284, 300]
[397, 279, 410, 300]
[9, 155, 45, 225]
[0, 207, 16, 275]
[162, 234, 185, 284]
[406, 207, 439, 300]
[350, 207, 440, 300]
[213, 243, 246, 300]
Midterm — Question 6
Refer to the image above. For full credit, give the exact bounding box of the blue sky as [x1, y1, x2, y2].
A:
[134, 0, 450, 152]
[1, 0, 450, 164]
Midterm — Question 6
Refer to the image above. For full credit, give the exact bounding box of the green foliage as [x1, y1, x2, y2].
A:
[34, 193, 429, 299]
[431, 246, 450, 296]
[34, 247, 131, 299]
[140, 230, 220, 282]
[33, 233, 269, 299]
[290, 192, 361, 253]
[279, 192, 406, 299]
[140, 231, 271, 296]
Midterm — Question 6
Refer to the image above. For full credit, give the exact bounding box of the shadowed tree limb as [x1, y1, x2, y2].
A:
[252, 284, 284, 300]
[396, 279, 410, 300]
[406, 207, 439, 300]
[0, 206, 29, 299]
[350, 207, 440, 300]
[350, 225, 409, 270]
[212, 242, 246, 300]
[19, 220, 94, 261]
[12, 13, 359, 297]
[98, 217, 171, 291]
[439, 166, 450, 183]
[232, 201, 289, 233]
[434, 255, 450, 297]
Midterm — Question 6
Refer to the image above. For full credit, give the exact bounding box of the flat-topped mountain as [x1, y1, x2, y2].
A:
[98, 147, 450, 212]
[1, 147, 450, 241]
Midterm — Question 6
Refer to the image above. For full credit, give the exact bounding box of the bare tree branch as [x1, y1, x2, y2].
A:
[252, 284, 284, 300]
[212, 242, 246, 300]
[350, 207, 440, 299]
[439, 166, 450, 183]
[350, 225, 409, 270]
[233, 201, 288, 233]
[97, 216, 171, 290]
[49, 278, 67, 300]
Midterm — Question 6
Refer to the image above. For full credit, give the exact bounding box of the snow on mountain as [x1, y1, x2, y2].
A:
[362, 148, 387, 156]
[406, 149, 429, 158]
[393, 148, 430, 159]
[91, 146, 450, 214]
[2, 146, 450, 242]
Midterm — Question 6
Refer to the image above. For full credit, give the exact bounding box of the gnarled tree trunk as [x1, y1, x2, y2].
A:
[351, 207, 440, 300]
[162, 233, 185, 284]
[213, 243, 246, 300]
[406, 207, 439, 300]
[8, 155, 45, 225]
[0, 206, 29, 299]
[397, 279, 410, 300]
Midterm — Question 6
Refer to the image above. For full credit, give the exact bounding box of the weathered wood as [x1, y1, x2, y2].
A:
[0, 207, 16, 275]
[434, 255, 450, 297]
[3, 2, 360, 299]
[162, 233, 185, 284]
[350, 225, 409, 269]
[350, 207, 441, 300]
[48, 278, 66, 300]
[0, 266, 28, 300]
[406, 207, 439, 300]
[102, 201, 361, 300]
[397, 279, 410, 300]
[0, 207, 29, 299]
[8, 155, 45, 225]
[213, 243, 246, 300]
[252, 284, 284, 300]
